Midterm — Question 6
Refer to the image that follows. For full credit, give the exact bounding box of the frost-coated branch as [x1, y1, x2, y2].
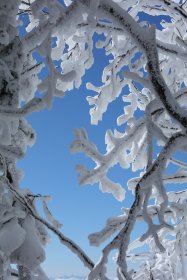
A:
[78, 22, 187, 58]
[71, 119, 145, 201]
[3, 174, 95, 271]
[89, 205, 174, 247]
[0, 98, 45, 118]
[88, 132, 186, 279]
[1, 0, 187, 278]
[95, 0, 187, 128]
[159, 0, 187, 19]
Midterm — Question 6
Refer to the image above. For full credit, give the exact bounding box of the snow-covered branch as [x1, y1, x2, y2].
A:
[87, 132, 187, 279]
[0, 0, 187, 278]
[3, 170, 95, 271]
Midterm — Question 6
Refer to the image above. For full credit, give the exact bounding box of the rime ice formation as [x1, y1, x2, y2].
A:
[1, 0, 187, 279]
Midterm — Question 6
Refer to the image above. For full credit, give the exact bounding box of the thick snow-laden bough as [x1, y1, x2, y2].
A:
[0, 0, 187, 279]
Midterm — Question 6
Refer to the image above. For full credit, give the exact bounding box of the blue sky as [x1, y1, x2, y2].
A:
[17, 3, 185, 278]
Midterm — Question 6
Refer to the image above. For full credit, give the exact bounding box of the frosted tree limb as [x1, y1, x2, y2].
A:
[89, 0, 187, 128]
[88, 132, 186, 280]
[88, 206, 174, 247]
[72, 87, 187, 197]
[0, 98, 46, 118]
[77, 22, 187, 58]
[2, 174, 95, 271]
[159, 0, 187, 19]
[128, 172, 187, 190]
[71, 119, 145, 201]
[0, 145, 24, 159]
[169, 157, 187, 168]
[2, 0, 187, 278]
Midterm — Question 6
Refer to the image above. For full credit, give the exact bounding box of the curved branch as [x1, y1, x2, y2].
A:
[90, 0, 187, 128]
[88, 132, 186, 279]
[3, 176, 95, 271]
[78, 21, 187, 59]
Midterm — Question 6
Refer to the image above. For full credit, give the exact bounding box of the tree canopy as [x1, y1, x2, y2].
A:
[1, 0, 187, 279]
